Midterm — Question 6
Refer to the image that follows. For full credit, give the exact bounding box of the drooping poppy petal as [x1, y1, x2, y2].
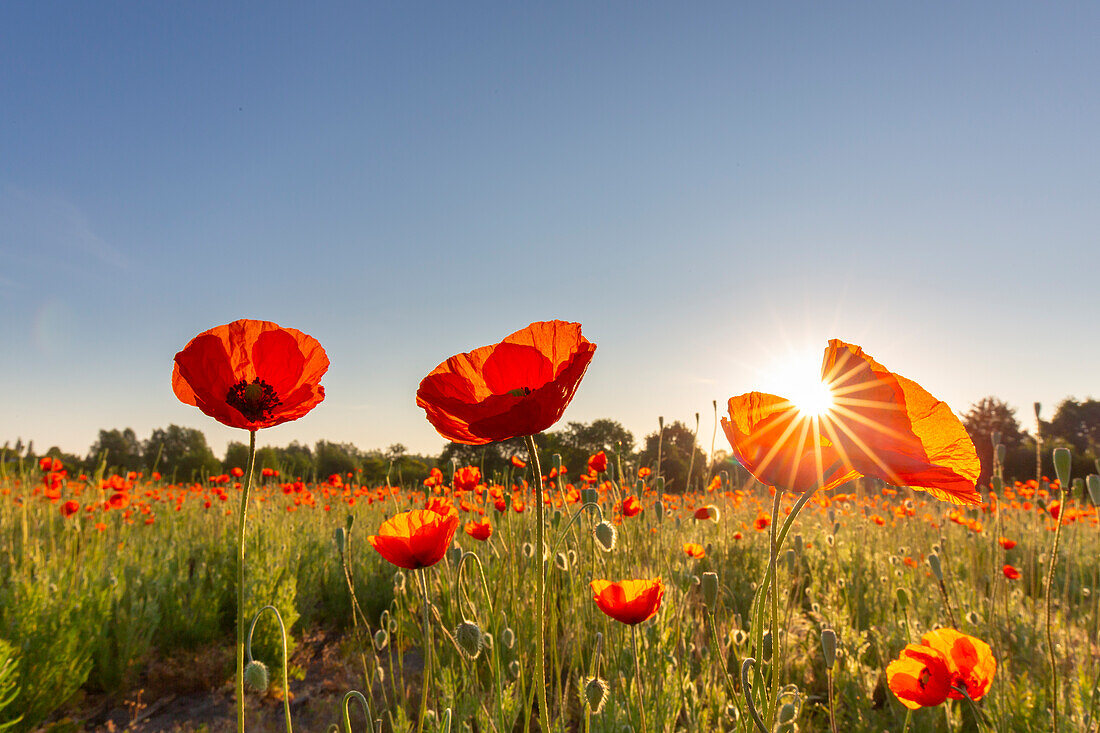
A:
[369, 508, 459, 569]
[886, 643, 953, 710]
[172, 319, 328, 431]
[416, 321, 597, 445]
[682, 542, 705, 559]
[590, 578, 665, 625]
[722, 340, 980, 504]
[920, 628, 996, 701]
[819, 341, 981, 505]
[464, 518, 493, 541]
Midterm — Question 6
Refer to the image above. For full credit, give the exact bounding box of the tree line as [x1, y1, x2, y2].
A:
[5, 395, 1098, 491]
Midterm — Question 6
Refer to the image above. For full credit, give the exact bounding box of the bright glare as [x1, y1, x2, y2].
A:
[759, 347, 836, 418]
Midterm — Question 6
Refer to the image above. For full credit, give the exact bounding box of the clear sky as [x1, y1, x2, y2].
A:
[2, 2, 1097, 460]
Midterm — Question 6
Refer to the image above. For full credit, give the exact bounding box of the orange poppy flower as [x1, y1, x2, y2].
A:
[60, 500, 80, 518]
[682, 542, 705, 559]
[621, 495, 642, 518]
[721, 340, 980, 504]
[920, 628, 996, 701]
[638, 467, 652, 479]
[1003, 564, 1021, 580]
[368, 508, 459, 570]
[887, 644, 953, 709]
[510, 456, 527, 469]
[416, 321, 597, 444]
[587, 451, 608, 474]
[590, 578, 665, 625]
[173, 319, 328, 431]
[464, 518, 493, 541]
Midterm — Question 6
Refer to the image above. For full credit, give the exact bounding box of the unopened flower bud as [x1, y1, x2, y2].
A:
[654, 500, 664, 524]
[762, 630, 773, 661]
[794, 534, 803, 556]
[582, 677, 609, 713]
[243, 660, 269, 692]
[455, 620, 484, 660]
[374, 629, 388, 649]
[522, 542, 534, 558]
[778, 702, 798, 725]
[508, 660, 520, 678]
[1054, 448, 1072, 488]
[995, 443, 1006, 464]
[334, 526, 346, 554]
[554, 552, 569, 572]
[594, 521, 617, 552]
[821, 628, 836, 669]
[991, 475, 1003, 493]
[701, 572, 719, 609]
[1088, 475, 1100, 505]
[502, 627, 515, 649]
[928, 553, 943, 582]
[896, 587, 909, 609]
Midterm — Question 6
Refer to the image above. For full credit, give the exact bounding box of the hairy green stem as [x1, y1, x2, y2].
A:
[525, 435, 551, 733]
[1046, 484, 1067, 733]
[236, 430, 256, 733]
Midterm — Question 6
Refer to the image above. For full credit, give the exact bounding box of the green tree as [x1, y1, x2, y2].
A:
[1045, 398, 1100, 455]
[961, 397, 1026, 490]
[144, 425, 221, 482]
[88, 428, 143, 472]
[638, 420, 706, 493]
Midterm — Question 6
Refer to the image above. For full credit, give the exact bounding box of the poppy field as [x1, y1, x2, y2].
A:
[3, 319, 1100, 733]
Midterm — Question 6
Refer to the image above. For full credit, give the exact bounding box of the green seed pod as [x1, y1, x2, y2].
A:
[928, 553, 943, 582]
[821, 628, 837, 669]
[785, 548, 796, 574]
[582, 677, 609, 714]
[243, 660, 269, 692]
[1054, 448, 1072, 488]
[502, 627, 515, 649]
[552, 509, 563, 528]
[996, 443, 1006, 464]
[762, 631, 773, 661]
[455, 621, 484, 660]
[594, 521, 617, 552]
[1088, 475, 1100, 505]
[334, 526, 346, 555]
[794, 534, 803, 556]
[654, 500, 665, 524]
[701, 571, 719, 609]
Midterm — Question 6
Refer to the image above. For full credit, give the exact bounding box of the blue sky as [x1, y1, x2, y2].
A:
[2, 2, 1097, 459]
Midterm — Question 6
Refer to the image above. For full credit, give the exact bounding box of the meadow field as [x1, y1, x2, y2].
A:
[2, 446, 1099, 732]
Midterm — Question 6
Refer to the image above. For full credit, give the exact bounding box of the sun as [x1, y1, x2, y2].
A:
[758, 346, 836, 418]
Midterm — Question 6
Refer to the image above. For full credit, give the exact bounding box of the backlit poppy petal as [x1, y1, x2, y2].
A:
[369, 509, 459, 570]
[920, 628, 996, 701]
[417, 321, 596, 445]
[590, 578, 664, 625]
[886, 644, 953, 710]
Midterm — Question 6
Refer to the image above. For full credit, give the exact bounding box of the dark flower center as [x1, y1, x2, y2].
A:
[918, 668, 931, 689]
[508, 387, 533, 397]
[226, 378, 282, 423]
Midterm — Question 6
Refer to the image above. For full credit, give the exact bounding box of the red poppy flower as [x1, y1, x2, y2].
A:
[590, 578, 665, 625]
[173, 319, 328, 431]
[920, 628, 996, 701]
[998, 536, 1016, 549]
[722, 340, 980, 504]
[621, 495, 642, 518]
[753, 514, 771, 532]
[1003, 565, 1021, 580]
[682, 542, 705, 559]
[887, 643, 953, 709]
[416, 320, 597, 444]
[369, 508, 460, 570]
[60, 500, 80, 518]
[464, 518, 493, 541]
[510, 456, 527, 469]
[587, 451, 608, 474]
[453, 466, 482, 492]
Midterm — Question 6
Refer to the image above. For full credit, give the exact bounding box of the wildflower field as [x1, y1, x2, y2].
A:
[3, 320, 1099, 733]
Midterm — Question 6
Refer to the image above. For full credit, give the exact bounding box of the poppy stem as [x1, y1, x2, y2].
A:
[631, 625, 648, 733]
[707, 612, 745, 723]
[236, 429, 256, 733]
[900, 709, 912, 733]
[246, 605, 294, 733]
[524, 435, 552, 733]
[416, 568, 432, 733]
[1045, 482, 1067, 733]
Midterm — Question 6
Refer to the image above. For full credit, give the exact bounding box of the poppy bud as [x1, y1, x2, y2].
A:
[593, 521, 617, 552]
[991, 431, 1002, 448]
[821, 628, 836, 669]
[373, 665, 385, 685]
[761, 630, 773, 661]
[778, 702, 798, 727]
[582, 677, 609, 714]
[828, 508, 836, 525]
[1073, 478, 1084, 495]
[552, 509, 562, 528]
[522, 542, 535, 558]
[995, 443, 1006, 464]
[455, 621, 484, 660]
[482, 633, 494, 651]
[991, 475, 1003, 493]
[508, 660, 521, 678]
[374, 629, 388, 649]
[243, 660, 269, 692]
[334, 526, 346, 555]
[447, 546, 463, 565]
[1088, 475, 1100, 505]
[656, 476, 665, 492]
[732, 629, 748, 645]
[833, 521, 840, 536]
[393, 571, 406, 593]
[1034, 402, 1042, 419]
[966, 611, 980, 625]
[785, 549, 796, 574]
[825, 535, 835, 548]
[794, 534, 803, 556]
[654, 500, 664, 524]
[701, 572, 719, 609]
[581, 488, 598, 505]
[387, 614, 398, 633]
[896, 587, 909, 609]
[554, 552, 569, 572]
[1053, 448, 1072, 489]
[502, 627, 515, 649]
[928, 553, 943, 582]
[345, 513, 354, 532]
